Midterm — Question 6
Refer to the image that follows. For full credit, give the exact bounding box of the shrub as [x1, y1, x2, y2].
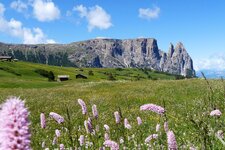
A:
[88, 70, 94, 76]
[34, 69, 55, 81]
[175, 75, 185, 80]
[115, 68, 123, 71]
[48, 71, 55, 81]
[108, 73, 116, 81]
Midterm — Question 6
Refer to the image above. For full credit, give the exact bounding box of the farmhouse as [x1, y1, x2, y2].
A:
[0, 56, 12, 61]
[76, 74, 87, 79]
[58, 75, 70, 81]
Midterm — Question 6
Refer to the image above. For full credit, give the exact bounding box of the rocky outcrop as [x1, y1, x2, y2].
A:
[0, 38, 195, 76]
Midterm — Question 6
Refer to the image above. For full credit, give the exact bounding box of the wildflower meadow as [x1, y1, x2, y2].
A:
[0, 76, 225, 149]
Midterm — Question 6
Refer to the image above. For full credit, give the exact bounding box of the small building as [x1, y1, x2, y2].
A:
[76, 74, 87, 79]
[0, 56, 12, 61]
[58, 75, 70, 81]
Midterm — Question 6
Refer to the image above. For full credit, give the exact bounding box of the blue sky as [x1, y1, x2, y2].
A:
[0, 0, 225, 71]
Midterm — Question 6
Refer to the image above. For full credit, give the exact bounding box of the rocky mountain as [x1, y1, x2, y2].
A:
[0, 38, 195, 77]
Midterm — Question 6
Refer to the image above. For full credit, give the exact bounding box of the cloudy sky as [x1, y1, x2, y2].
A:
[0, 0, 225, 71]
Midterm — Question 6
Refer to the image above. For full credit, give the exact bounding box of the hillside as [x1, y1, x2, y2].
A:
[0, 61, 184, 88]
[0, 66, 224, 149]
[0, 38, 195, 77]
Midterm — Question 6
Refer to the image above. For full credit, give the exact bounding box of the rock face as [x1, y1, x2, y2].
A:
[0, 38, 195, 76]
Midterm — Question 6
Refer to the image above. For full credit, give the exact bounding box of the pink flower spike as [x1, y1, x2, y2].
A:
[42, 141, 45, 148]
[79, 135, 85, 146]
[40, 113, 46, 129]
[78, 99, 87, 115]
[55, 129, 61, 137]
[84, 119, 93, 133]
[92, 104, 98, 119]
[124, 118, 132, 129]
[49, 112, 64, 124]
[137, 117, 142, 125]
[52, 137, 57, 145]
[60, 143, 65, 150]
[104, 124, 110, 132]
[210, 109, 222, 116]
[164, 122, 169, 133]
[140, 103, 165, 115]
[167, 130, 178, 150]
[104, 133, 110, 140]
[114, 111, 120, 124]
[156, 124, 160, 132]
[103, 140, 119, 150]
[0, 97, 31, 150]
[145, 134, 158, 143]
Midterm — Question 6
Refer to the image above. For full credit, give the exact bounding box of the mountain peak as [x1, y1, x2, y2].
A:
[0, 38, 195, 77]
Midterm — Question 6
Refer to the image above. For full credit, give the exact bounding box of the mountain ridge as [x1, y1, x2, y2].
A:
[0, 38, 195, 77]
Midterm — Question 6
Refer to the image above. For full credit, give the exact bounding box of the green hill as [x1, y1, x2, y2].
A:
[0, 61, 184, 88]
[0, 61, 224, 149]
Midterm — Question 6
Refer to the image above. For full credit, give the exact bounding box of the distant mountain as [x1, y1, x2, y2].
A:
[196, 70, 225, 79]
[0, 38, 195, 77]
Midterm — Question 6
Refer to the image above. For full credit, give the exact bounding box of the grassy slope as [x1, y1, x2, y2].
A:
[0, 61, 177, 88]
[0, 61, 224, 149]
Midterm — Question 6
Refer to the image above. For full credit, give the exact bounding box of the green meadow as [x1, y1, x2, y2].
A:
[0, 61, 224, 149]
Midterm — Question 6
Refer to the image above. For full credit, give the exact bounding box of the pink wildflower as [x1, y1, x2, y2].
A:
[52, 137, 57, 145]
[49, 112, 64, 124]
[216, 130, 224, 139]
[92, 104, 98, 119]
[140, 104, 165, 115]
[0, 97, 31, 150]
[104, 133, 110, 140]
[55, 129, 61, 137]
[40, 113, 46, 129]
[167, 130, 178, 150]
[42, 141, 45, 148]
[156, 123, 160, 132]
[137, 116, 142, 125]
[96, 125, 100, 132]
[104, 124, 110, 132]
[114, 111, 120, 124]
[210, 109, 222, 116]
[103, 140, 119, 150]
[78, 99, 87, 115]
[78, 135, 85, 146]
[145, 134, 158, 143]
[84, 118, 93, 133]
[124, 118, 132, 129]
[60, 144, 65, 150]
[164, 122, 169, 133]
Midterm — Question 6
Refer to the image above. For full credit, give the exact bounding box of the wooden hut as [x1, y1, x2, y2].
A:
[58, 75, 70, 81]
[0, 56, 12, 61]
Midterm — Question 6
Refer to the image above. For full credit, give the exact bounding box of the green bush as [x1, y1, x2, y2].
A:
[108, 73, 116, 81]
[88, 70, 94, 76]
[34, 69, 55, 81]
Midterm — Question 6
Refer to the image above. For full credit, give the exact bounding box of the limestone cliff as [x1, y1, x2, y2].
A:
[0, 38, 195, 76]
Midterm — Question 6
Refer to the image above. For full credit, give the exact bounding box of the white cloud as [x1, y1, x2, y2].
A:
[46, 39, 56, 44]
[139, 6, 160, 20]
[95, 37, 111, 39]
[0, 3, 55, 44]
[10, 0, 28, 13]
[33, 0, 60, 22]
[0, 3, 5, 16]
[74, 5, 112, 32]
[194, 53, 225, 71]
